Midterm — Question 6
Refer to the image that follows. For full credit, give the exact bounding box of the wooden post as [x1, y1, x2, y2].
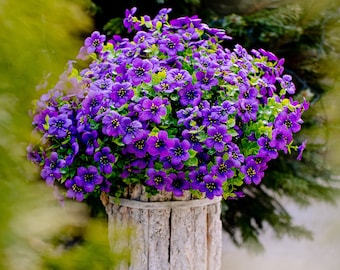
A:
[104, 186, 222, 270]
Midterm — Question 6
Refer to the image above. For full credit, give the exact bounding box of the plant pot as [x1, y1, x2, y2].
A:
[102, 185, 222, 270]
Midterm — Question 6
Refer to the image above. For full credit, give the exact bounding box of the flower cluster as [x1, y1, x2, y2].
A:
[27, 8, 308, 201]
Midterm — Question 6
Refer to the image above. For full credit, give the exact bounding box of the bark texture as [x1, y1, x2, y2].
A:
[105, 185, 222, 270]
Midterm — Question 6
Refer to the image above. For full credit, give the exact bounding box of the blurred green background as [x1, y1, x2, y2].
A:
[0, 0, 128, 269]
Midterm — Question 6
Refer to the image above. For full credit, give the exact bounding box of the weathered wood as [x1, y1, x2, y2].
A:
[105, 185, 222, 270]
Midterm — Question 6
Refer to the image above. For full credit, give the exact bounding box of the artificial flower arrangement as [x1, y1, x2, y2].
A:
[27, 7, 308, 202]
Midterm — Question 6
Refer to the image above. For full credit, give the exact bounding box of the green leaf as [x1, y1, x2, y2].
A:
[188, 149, 197, 158]
[185, 157, 198, 167]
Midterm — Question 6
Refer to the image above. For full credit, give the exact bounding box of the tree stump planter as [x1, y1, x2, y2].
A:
[103, 185, 222, 270]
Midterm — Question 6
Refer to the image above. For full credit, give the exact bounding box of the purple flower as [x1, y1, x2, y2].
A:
[127, 58, 153, 86]
[159, 33, 184, 56]
[48, 114, 72, 138]
[177, 107, 198, 128]
[211, 101, 236, 123]
[102, 111, 124, 137]
[237, 98, 259, 123]
[76, 111, 90, 133]
[145, 169, 170, 190]
[154, 79, 176, 93]
[94, 147, 116, 174]
[74, 166, 103, 193]
[178, 83, 202, 106]
[182, 129, 203, 152]
[258, 136, 279, 160]
[200, 175, 223, 199]
[65, 179, 85, 201]
[125, 131, 149, 158]
[269, 126, 293, 154]
[84, 31, 106, 54]
[91, 78, 113, 92]
[227, 142, 244, 168]
[278, 74, 295, 94]
[40, 152, 65, 186]
[123, 7, 137, 32]
[120, 164, 142, 179]
[82, 130, 99, 156]
[166, 171, 191, 197]
[121, 117, 143, 144]
[82, 92, 104, 116]
[241, 161, 264, 185]
[65, 141, 79, 166]
[297, 140, 307, 161]
[201, 109, 221, 127]
[205, 125, 232, 152]
[131, 153, 156, 170]
[26, 144, 42, 165]
[169, 139, 191, 165]
[133, 31, 155, 50]
[211, 157, 234, 181]
[239, 87, 258, 100]
[139, 97, 167, 124]
[147, 130, 175, 157]
[168, 68, 192, 87]
[110, 82, 134, 107]
[153, 8, 172, 24]
[195, 68, 218, 90]
[275, 110, 303, 133]
[189, 165, 208, 189]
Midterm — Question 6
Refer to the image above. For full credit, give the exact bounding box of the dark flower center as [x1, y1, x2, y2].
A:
[87, 139, 94, 147]
[254, 157, 263, 164]
[190, 134, 199, 143]
[126, 50, 134, 57]
[218, 164, 227, 173]
[135, 67, 145, 77]
[208, 116, 217, 124]
[265, 141, 275, 151]
[246, 104, 252, 112]
[55, 120, 65, 129]
[197, 174, 204, 183]
[49, 162, 56, 169]
[138, 36, 145, 43]
[246, 167, 256, 177]
[174, 73, 184, 81]
[135, 140, 145, 150]
[154, 176, 163, 185]
[202, 77, 209, 84]
[92, 39, 100, 47]
[100, 83, 107, 89]
[99, 156, 109, 165]
[126, 125, 135, 134]
[112, 119, 119, 128]
[206, 182, 216, 192]
[232, 152, 238, 159]
[186, 91, 195, 100]
[213, 133, 223, 142]
[72, 184, 82, 192]
[174, 147, 184, 156]
[118, 88, 127, 97]
[172, 179, 183, 189]
[84, 173, 94, 182]
[161, 82, 170, 90]
[155, 139, 164, 148]
[167, 41, 175, 49]
[284, 119, 292, 128]
[91, 99, 99, 107]
[151, 104, 158, 114]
